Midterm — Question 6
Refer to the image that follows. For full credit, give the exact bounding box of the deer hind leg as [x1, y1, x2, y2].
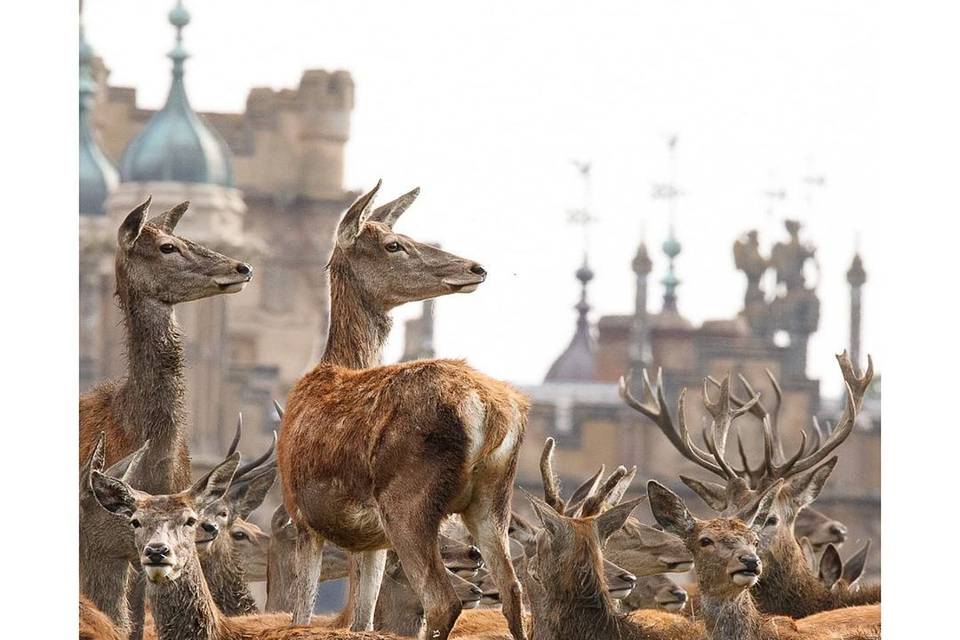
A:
[462, 485, 527, 640]
[290, 524, 325, 625]
[349, 548, 388, 631]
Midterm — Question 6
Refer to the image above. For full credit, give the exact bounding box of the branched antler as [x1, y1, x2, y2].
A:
[539, 438, 565, 513]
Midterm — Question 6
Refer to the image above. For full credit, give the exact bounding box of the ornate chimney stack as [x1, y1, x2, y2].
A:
[628, 240, 653, 370]
[846, 250, 867, 372]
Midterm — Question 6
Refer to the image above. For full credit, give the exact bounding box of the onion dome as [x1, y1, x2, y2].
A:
[545, 256, 597, 382]
[661, 225, 682, 312]
[846, 253, 866, 288]
[119, 1, 234, 186]
[79, 23, 118, 216]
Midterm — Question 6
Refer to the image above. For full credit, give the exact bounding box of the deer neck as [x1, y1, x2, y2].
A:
[700, 590, 766, 640]
[754, 533, 834, 617]
[115, 286, 186, 492]
[200, 545, 259, 617]
[321, 255, 392, 369]
[79, 548, 131, 638]
[531, 562, 623, 640]
[373, 579, 423, 636]
[148, 554, 224, 640]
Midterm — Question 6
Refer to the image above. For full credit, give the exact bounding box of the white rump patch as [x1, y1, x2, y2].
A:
[458, 392, 486, 465]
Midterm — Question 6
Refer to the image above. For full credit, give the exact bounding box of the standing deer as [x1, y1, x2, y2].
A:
[90, 453, 401, 640]
[79, 197, 253, 495]
[620, 353, 879, 618]
[277, 183, 528, 640]
[648, 480, 880, 640]
[80, 434, 150, 637]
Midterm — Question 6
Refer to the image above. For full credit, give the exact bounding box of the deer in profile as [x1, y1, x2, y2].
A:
[277, 183, 528, 639]
[794, 507, 848, 554]
[91, 453, 402, 640]
[622, 574, 689, 614]
[620, 352, 879, 618]
[79, 197, 253, 495]
[648, 480, 879, 640]
[80, 434, 150, 638]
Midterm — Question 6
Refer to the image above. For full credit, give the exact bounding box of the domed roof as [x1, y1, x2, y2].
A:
[119, 2, 234, 187]
[545, 257, 597, 383]
[79, 25, 118, 216]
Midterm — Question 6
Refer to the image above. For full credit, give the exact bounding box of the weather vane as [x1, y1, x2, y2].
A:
[651, 134, 684, 223]
[567, 160, 595, 257]
[801, 158, 826, 206]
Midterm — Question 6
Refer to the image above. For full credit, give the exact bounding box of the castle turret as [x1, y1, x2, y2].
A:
[628, 241, 653, 370]
[846, 251, 867, 372]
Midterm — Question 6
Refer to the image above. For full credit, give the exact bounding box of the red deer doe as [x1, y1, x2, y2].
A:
[79, 197, 253, 495]
[277, 183, 529, 640]
[91, 454, 401, 640]
[648, 480, 879, 640]
[620, 353, 879, 618]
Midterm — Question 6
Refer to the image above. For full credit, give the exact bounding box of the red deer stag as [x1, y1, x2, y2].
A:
[91, 453, 401, 640]
[620, 353, 879, 618]
[277, 183, 528, 639]
[79, 197, 253, 495]
[648, 480, 880, 640]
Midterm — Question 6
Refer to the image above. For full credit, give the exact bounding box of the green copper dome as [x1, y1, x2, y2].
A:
[79, 24, 118, 216]
[119, 1, 234, 187]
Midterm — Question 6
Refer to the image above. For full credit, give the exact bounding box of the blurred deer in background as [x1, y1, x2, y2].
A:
[621, 352, 879, 618]
[79, 197, 253, 495]
[278, 183, 528, 640]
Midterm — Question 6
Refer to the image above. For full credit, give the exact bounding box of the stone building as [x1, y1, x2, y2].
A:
[79, 1, 355, 465]
[518, 222, 880, 575]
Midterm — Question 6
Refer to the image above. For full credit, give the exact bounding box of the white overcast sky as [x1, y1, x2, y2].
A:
[84, 0, 892, 391]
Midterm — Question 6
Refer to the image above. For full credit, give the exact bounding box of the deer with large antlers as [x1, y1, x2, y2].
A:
[621, 352, 879, 618]
[648, 481, 880, 640]
[277, 183, 528, 640]
[79, 197, 253, 495]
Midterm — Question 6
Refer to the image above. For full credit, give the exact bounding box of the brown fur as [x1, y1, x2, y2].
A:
[277, 184, 527, 639]
[80, 596, 125, 640]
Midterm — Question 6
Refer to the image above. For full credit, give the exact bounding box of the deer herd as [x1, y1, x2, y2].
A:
[78, 182, 881, 640]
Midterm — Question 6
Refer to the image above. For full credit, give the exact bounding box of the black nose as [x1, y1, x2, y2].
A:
[145, 544, 170, 563]
[829, 524, 848, 537]
[201, 522, 218, 535]
[671, 588, 688, 602]
[619, 572, 637, 585]
[468, 546, 483, 563]
[740, 554, 761, 571]
[236, 263, 252, 276]
[469, 264, 487, 277]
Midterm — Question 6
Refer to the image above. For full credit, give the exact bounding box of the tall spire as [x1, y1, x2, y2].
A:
[846, 241, 867, 373]
[79, 1, 118, 215]
[545, 255, 596, 382]
[652, 135, 684, 314]
[661, 224, 681, 313]
[628, 231, 653, 369]
[119, 0, 235, 186]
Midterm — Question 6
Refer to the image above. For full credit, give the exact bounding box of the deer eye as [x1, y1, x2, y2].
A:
[185, 517, 197, 527]
[765, 516, 779, 527]
[384, 241, 403, 253]
[231, 530, 248, 541]
[130, 518, 142, 529]
[160, 243, 178, 254]
[698, 537, 714, 547]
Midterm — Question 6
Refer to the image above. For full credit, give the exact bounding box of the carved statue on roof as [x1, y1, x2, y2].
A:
[734, 230, 769, 305]
[771, 219, 817, 293]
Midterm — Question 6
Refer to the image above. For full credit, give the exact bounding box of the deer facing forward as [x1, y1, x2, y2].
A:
[277, 183, 529, 640]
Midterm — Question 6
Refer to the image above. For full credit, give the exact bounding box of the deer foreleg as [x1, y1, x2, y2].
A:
[349, 548, 387, 631]
[290, 524, 325, 625]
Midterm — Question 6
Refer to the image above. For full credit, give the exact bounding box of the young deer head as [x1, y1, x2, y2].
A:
[91, 453, 240, 584]
[648, 479, 780, 600]
[622, 573, 689, 613]
[115, 197, 253, 306]
[795, 506, 848, 552]
[329, 182, 486, 310]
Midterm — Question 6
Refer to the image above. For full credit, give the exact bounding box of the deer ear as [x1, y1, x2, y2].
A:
[367, 187, 420, 228]
[648, 480, 697, 538]
[739, 479, 783, 533]
[819, 544, 843, 587]
[91, 470, 139, 518]
[595, 496, 645, 545]
[148, 201, 189, 233]
[782, 457, 837, 510]
[81, 433, 107, 488]
[107, 439, 151, 483]
[679, 475, 729, 512]
[799, 536, 817, 571]
[118, 196, 151, 250]
[524, 490, 565, 537]
[337, 180, 382, 248]
[189, 452, 240, 509]
[229, 467, 278, 520]
[841, 539, 871, 586]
